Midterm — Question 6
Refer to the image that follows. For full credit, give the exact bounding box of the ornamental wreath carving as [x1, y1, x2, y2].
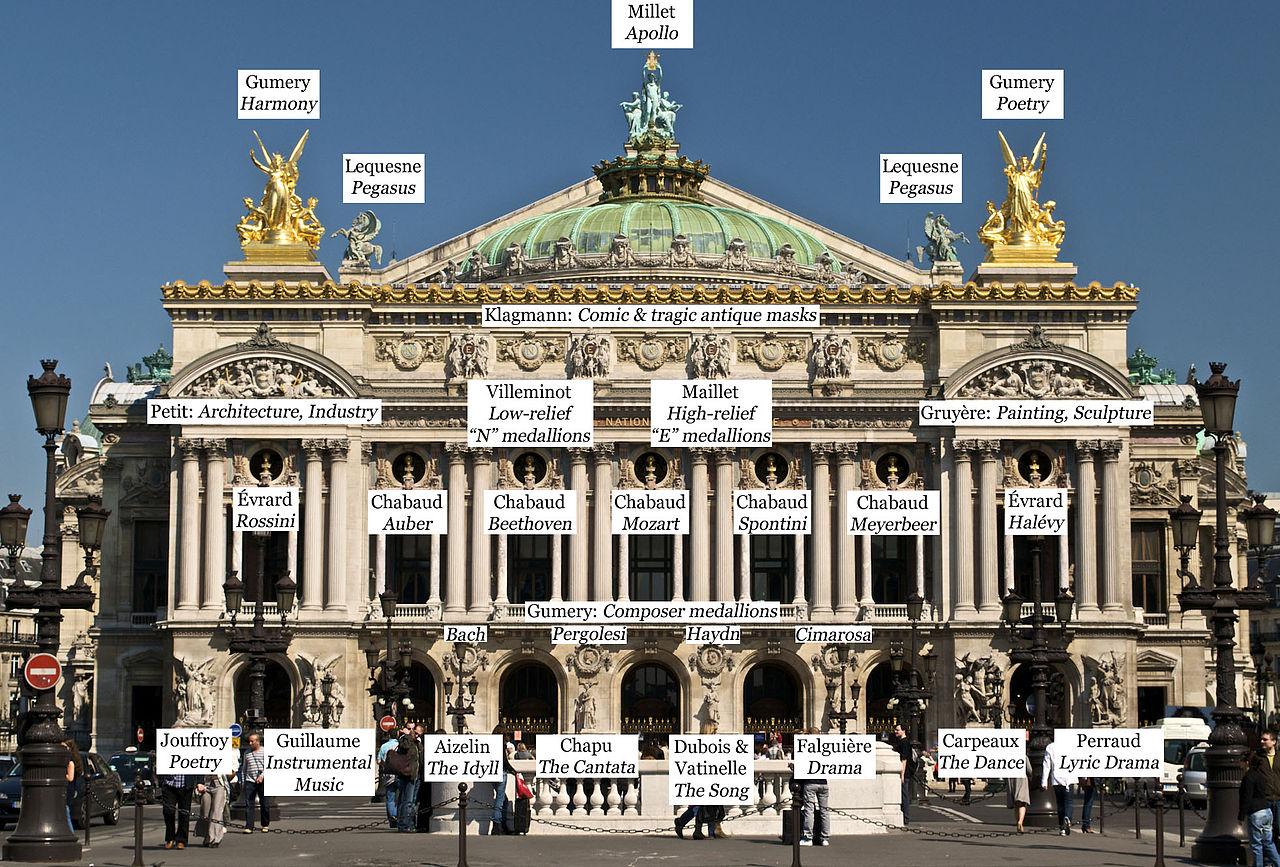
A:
[857, 332, 927, 372]
[497, 332, 565, 372]
[567, 643, 614, 682]
[618, 333, 687, 371]
[446, 332, 491, 379]
[737, 333, 806, 372]
[957, 359, 1113, 399]
[186, 358, 340, 398]
[689, 333, 731, 379]
[376, 332, 445, 371]
[567, 333, 612, 378]
[812, 332, 854, 380]
[1130, 460, 1179, 506]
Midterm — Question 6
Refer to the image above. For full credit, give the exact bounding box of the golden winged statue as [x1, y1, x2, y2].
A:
[236, 130, 324, 256]
[981, 131, 1066, 263]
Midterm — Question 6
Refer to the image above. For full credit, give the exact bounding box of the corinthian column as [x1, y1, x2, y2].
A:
[1073, 440, 1099, 615]
[976, 440, 1001, 613]
[445, 444, 468, 614]
[688, 450, 710, 601]
[592, 445, 615, 602]
[201, 439, 227, 611]
[300, 440, 325, 612]
[834, 444, 856, 616]
[469, 448, 494, 615]
[713, 449, 735, 601]
[809, 444, 833, 617]
[1099, 440, 1123, 611]
[952, 440, 976, 616]
[324, 439, 349, 612]
[177, 438, 201, 611]
[568, 449, 590, 601]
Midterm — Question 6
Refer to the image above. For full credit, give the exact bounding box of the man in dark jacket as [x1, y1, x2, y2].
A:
[1259, 730, 1280, 840]
[391, 726, 421, 833]
[160, 773, 196, 850]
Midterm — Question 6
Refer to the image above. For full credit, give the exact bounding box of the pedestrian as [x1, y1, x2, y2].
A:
[1041, 732, 1077, 835]
[241, 732, 270, 833]
[1258, 730, 1280, 835]
[960, 777, 973, 805]
[196, 772, 230, 847]
[892, 724, 914, 825]
[62, 738, 83, 833]
[675, 722, 719, 839]
[1078, 776, 1096, 832]
[377, 731, 399, 830]
[160, 771, 195, 850]
[514, 740, 533, 761]
[1241, 751, 1280, 867]
[798, 728, 829, 847]
[388, 724, 420, 833]
[1007, 771, 1031, 832]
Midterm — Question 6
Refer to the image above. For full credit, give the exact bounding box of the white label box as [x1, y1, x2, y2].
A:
[550, 625, 630, 644]
[467, 380, 594, 448]
[683, 625, 741, 645]
[524, 600, 779, 624]
[443, 625, 487, 643]
[880, 154, 962, 204]
[237, 69, 319, 119]
[148, 399, 382, 426]
[669, 735, 753, 805]
[611, 0, 693, 48]
[936, 729, 1028, 779]
[612, 489, 689, 534]
[734, 489, 810, 534]
[483, 305, 818, 329]
[263, 729, 375, 796]
[368, 490, 447, 535]
[651, 379, 772, 447]
[794, 625, 873, 644]
[233, 486, 298, 532]
[918, 400, 1155, 427]
[421, 735, 504, 782]
[157, 729, 238, 775]
[342, 154, 424, 204]
[793, 735, 877, 779]
[1049, 728, 1163, 778]
[537, 735, 640, 778]
[484, 490, 577, 535]
[1004, 487, 1067, 536]
[846, 490, 940, 535]
[982, 70, 1064, 119]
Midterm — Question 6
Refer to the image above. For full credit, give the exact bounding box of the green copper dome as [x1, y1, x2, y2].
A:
[471, 200, 841, 270]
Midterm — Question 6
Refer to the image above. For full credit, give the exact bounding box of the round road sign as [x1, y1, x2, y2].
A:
[230, 723, 243, 738]
[379, 715, 397, 733]
[24, 653, 61, 690]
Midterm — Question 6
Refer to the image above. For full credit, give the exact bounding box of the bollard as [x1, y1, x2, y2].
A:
[1176, 773, 1185, 848]
[1134, 782, 1141, 840]
[457, 782, 469, 867]
[1153, 791, 1165, 867]
[1099, 784, 1105, 835]
[790, 778, 802, 867]
[84, 783, 91, 849]
[131, 786, 145, 867]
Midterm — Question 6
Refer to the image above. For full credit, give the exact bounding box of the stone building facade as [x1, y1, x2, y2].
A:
[61, 76, 1258, 756]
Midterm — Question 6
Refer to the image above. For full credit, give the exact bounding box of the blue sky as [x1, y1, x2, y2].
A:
[2, 0, 1278, 512]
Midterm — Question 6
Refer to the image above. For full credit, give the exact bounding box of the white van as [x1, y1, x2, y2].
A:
[1144, 717, 1212, 796]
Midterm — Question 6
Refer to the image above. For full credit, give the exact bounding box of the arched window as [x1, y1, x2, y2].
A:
[742, 663, 803, 735]
[404, 662, 436, 730]
[621, 663, 681, 738]
[498, 662, 559, 736]
[234, 660, 292, 729]
[864, 662, 897, 736]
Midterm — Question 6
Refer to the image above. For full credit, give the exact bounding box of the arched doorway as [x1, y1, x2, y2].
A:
[498, 662, 559, 739]
[1007, 664, 1070, 728]
[404, 662, 436, 730]
[234, 660, 292, 729]
[864, 662, 897, 736]
[742, 663, 803, 737]
[621, 663, 681, 742]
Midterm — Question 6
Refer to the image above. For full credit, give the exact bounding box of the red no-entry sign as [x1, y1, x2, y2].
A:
[24, 653, 61, 690]
[379, 715, 397, 733]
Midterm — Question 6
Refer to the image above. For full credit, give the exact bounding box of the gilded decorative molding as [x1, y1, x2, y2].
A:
[161, 280, 1141, 305]
[496, 332, 566, 372]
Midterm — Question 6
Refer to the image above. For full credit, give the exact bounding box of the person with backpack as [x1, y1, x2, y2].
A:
[377, 731, 399, 830]
[385, 725, 420, 833]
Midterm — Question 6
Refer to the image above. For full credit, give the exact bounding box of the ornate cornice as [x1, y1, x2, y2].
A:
[162, 280, 1139, 305]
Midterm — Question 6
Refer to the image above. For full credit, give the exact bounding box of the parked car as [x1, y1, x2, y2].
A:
[107, 750, 156, 804]
[0, 752, 123, 828]
[1181, 744, 1208, 805]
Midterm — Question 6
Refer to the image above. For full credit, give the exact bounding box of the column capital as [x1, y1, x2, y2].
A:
[951, 438, 979, 457]
[323, 438, 350, 460]
[711, 447, 736, 465]
[177, 438, 201, 459]
[975, 439, 1002, 460]
[201, 438, 228, 459]
[360, 442, 373, 464]
[687, 447, 711, 465]
[810, 442, 836, 460]
[302, 438, 327, 459]
[591, 443, 615, 462]
[1099, 439, 1123, 460]
[445, 442, 470, 462]
[470, 447, 494, 464]
[1074, 438, 1100, 456]
[832, 442, 857, 464]
[566, 447, 591, 464]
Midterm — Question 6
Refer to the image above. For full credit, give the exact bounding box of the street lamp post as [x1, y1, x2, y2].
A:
[372, 588, 411, 724]
[1001, 535, 1074, 828]
[4, 360, 107, 863]
[1174, 362, 1270, 864]
[445, 646, 480, 734]
[222, 531, 295, 733]
[890, 593, 937, 755]
[830, 647, 860, 734]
